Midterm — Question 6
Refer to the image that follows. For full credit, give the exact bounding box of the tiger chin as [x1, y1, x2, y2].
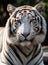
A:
[0, 2, 47, 65]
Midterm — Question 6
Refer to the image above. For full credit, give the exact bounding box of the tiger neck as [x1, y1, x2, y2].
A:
[16, 44, 36, 56]
[9, 44, 37, 64]
[3, 42, 37, 57]
[1, 42, 41, 65]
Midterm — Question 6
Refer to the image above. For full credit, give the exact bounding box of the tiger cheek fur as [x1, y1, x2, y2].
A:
[0, 3, 46, 65]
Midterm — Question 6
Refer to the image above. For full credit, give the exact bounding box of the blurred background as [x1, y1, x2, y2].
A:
[0, 0, 48, 64]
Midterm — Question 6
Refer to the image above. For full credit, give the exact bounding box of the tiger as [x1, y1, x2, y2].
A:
[0, 2, 47, 65]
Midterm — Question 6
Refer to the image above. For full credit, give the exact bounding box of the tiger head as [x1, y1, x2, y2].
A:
[5, 2, 46, 46]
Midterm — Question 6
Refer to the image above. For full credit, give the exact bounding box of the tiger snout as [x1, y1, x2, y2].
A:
[21, 32, 30, 38]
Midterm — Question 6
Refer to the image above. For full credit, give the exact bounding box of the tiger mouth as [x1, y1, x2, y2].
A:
[19, 39, 32, 46]
[19, 39, 33, 42]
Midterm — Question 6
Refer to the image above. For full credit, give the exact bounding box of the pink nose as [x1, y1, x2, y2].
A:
[22, 33, 30, 37]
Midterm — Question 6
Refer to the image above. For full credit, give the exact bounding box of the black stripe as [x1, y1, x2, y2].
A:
[26, 45, 37, 64]
[33, 46, 41, 59]
[38, 15, 44, 34]
[5, 49, 13, 62]
[10, 45, 23, 64]
[37, 60, 43, 65]
[34, 53, 43, 65]
[4, 53, 13, 65]
[27, 45, 41, 64]
[16, 45, 33, 57]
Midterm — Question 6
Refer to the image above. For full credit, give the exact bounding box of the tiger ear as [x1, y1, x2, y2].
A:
[34, 2, 44, 14]
[7, 4, 16, 16]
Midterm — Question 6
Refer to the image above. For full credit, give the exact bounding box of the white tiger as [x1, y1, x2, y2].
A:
[0, 2, 46, 65]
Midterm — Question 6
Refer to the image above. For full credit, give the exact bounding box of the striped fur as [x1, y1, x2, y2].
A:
[0, 4, 46, 65]
[0, 44, 44, 65]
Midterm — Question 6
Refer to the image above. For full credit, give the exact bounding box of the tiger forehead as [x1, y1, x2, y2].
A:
[16, 6, 35, 16]
[15, 9, 36, 20]
[18, 9, 31, 14]
[17, 6, 34, 13]
[10, 5, 36, 19]
[16, 5, 33, 10]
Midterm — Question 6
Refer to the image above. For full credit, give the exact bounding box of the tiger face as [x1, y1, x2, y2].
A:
[5, 3, 46, 46]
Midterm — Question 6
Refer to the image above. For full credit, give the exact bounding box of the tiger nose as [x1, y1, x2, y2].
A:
[22, 33, 30, 37]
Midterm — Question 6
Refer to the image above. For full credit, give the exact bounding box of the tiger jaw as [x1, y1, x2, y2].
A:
[17, 36, 33, 46]
[19, 40, 32, 46]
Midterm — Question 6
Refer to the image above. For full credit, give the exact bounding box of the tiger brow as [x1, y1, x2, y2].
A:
[28, 12, 35, 18]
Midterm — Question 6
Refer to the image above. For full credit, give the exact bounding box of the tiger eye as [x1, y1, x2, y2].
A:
[30, 19, 35, 23]
[13, 29, 16, 33]
[30, 20, 32, 23]
[35, 27, 39, 32]
[17, 20, 21, 24]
